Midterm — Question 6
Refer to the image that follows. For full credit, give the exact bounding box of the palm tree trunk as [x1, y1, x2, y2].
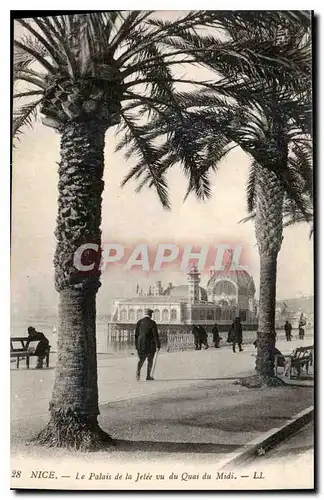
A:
[35, 120, 113, 450]
[256, 253, 277, 376]
[254, 163, 284, 379]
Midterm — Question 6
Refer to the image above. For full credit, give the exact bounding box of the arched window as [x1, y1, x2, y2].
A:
[222, 308, 231, 321]
[120, 309, 127, 321]
[214, 280, 236, 296]
[154, 309, 160, 321]
[137, 309, 143, 320]
[207, 309, 214, 320]
[239, 310, 247, 322]
[129, 309, 135, 321]
[162, 309, 169, 322]
[170, 309, 177, 321]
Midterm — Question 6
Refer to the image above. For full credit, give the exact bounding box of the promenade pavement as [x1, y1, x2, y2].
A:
[11, 335, 312, 424]
[11, 336, 313, 458]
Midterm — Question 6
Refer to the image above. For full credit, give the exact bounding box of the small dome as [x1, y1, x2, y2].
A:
[187, 265, 200, 275]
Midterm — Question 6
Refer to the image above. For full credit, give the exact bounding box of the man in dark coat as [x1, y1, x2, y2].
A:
[284, 321, 292, 341]
[192, 325, 201, 350]
[198, 325, 209, 349]
[135, 309, 161, 381]
[298, 317, 306, 339]
[253, 339, 285, 367]
[212, 323, 221, 348]
[228, 317, 243, 353]
[26, 326, 50, 369]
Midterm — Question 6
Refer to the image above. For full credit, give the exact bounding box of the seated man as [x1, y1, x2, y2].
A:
[253, 339, 285, 367]
[26, 326, 50, 369]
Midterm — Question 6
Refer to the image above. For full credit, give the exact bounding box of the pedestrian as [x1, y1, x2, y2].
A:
[198, 325, 209, 349]
[229, 317, 243, 353]
[298, 321, 305, 340]
[284, 320, 292, 341]
[192, 325, 201, 350]
[253, 339, 285, 367]
[135, 309, 161, 381]
[212, 323, 221, 348]
[26, 326, 50, 369]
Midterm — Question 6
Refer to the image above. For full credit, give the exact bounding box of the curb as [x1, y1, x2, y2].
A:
[219, 405, 314, 469]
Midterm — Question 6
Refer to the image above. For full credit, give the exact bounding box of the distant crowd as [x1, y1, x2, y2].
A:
[25, 311, 306, 378]
[134, 309, 308, 381]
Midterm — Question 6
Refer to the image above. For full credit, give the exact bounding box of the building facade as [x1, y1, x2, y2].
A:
[109, 265, 258, 337]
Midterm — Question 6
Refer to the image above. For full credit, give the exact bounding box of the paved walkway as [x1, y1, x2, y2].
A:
[240, 422, 314, 489]
[11, 336, 314, 491]
[11, 337, 313, 441]
[11, 337, 311, 423]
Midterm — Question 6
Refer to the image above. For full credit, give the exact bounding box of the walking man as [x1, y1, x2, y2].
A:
[192, 325, 201, 350]
[298, 322, 305, 340]
[135, 309, 161, 381]
[284, 320, 292, 341]
[212, 323, 221, 348]
[198, 325, 209, 349]
[228, 317, 243, 353]
[298, 314, 306, 340]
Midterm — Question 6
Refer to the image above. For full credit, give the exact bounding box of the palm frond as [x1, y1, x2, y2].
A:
[109, 11, 153, 54]
[14, 39, 56, 74]
[13, 70, 46, 89]
[37, 16, 78, 78]
[246, 160, 258, 213]
[13, 90, 43, 99]
[16, 18, 63, 66]
[13, 99, 42, 138]
[118, 111, 171, 209]
[118, 10, 209, 67]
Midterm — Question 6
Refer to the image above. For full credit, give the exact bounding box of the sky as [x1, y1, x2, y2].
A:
[11, 13, 314, 318]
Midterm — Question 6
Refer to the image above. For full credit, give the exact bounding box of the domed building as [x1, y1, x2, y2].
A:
[206, 268, 257, 318]
[109, 265, 258, 338]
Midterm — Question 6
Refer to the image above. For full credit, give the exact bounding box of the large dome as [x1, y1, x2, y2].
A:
[207, 269, 255, 295]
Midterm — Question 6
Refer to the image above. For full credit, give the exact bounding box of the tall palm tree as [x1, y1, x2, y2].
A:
[13, 12, 312, 450]
[120, 12, 312, 382]
[13, 10, 250, 449]
[202, 14, 312, 381]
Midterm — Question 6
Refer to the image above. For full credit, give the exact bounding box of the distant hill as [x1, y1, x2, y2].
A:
[278, 296, 314, 314]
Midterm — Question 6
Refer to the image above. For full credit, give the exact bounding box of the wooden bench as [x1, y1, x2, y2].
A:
[10, 337, 50, 369]
[275, 345, 314, 379]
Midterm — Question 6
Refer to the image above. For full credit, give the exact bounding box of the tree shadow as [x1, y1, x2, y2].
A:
[149, 377, 243, 382]
[10, 367, 55, 371]
[112, 439, 240, 454]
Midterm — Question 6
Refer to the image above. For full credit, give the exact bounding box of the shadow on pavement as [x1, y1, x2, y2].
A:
[10, 367, 55, 371]
[148, 377, 243, 382]
[113, 439, 239, 454]
[265, 444, 313, 459]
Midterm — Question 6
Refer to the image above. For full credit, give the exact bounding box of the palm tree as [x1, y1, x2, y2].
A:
[13, 12, 312, 450]
[120, 12, 312, 382]
[205, 15, 312, 382]
[13, 10, 248, 449]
